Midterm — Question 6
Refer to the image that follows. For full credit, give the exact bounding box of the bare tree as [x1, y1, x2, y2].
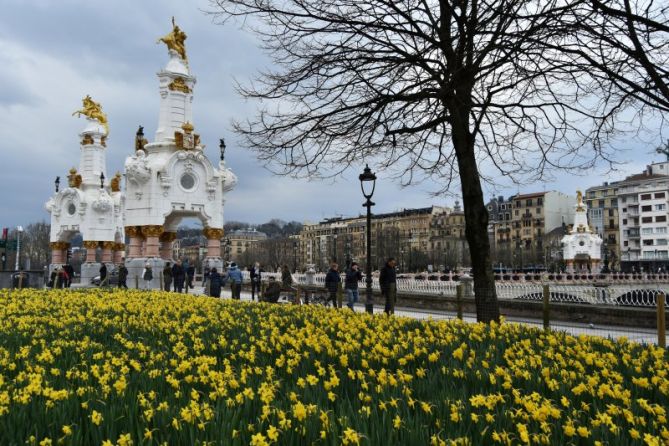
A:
[210, 0, 665, 321]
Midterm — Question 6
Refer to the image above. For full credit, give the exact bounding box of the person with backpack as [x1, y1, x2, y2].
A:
[208, 267, 223, 298]
[227, 262, 243, 299]
[324, 262, 341, 308]
[118, 261, 128, 289]
[163, 262, 173, 292]
[344, 262, 363, 311]
[379, 257, 398, 314]
[142, 263, 153, 290]
[172, 260, 185, 293]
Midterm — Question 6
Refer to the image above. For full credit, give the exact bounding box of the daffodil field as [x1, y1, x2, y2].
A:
[0, 290, 668, 445]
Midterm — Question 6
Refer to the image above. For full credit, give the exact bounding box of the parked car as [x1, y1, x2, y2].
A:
[91, 268, 119, 286]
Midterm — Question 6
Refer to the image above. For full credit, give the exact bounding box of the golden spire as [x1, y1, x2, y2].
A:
[72, 95, 109, 134]
[157, 17, 188, 62]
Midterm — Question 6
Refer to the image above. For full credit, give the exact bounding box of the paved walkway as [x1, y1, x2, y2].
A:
[184, 286, 660, 346]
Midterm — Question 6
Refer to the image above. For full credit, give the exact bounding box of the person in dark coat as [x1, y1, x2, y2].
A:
[344, 262, 363, 310]
[172, 260, 185, 293]
[186, 263, 195, 292]
[208, 267, 222, 297]
[379, 258, 398, 314]
[99, 264, 108, 287]
[324, 262, 341, 308]
[250, 262, 261, 301]
[263, 276, 281, 303]
[63, 264, 74, 288]
[118, 262, 128, 289]
[163, 262, 173, 291]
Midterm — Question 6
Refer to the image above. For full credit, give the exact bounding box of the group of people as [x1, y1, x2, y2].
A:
[48, 264, 75, 289]
[160, 260, 196, 292]
[202, 262, 244, 298]
[324, 257, 397, 314]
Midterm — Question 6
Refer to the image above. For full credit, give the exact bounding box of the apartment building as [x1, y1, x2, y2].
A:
[227, 228, 268, 258]
[429, 202, 468, 269]
[585, 182, 620, 268]
[617, 161, 669, 271]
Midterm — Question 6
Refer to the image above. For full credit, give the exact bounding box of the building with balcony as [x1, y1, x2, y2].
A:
[585, 181, 620, 269]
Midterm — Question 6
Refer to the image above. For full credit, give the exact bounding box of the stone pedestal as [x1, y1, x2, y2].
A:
[203, 227, 223, 258]
[50, 241, 69, 266]
[82, 241, 99, 264]
[126, 257, 166, 290]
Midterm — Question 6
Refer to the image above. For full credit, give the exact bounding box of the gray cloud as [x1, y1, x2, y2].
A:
[0, 0, 666, 230]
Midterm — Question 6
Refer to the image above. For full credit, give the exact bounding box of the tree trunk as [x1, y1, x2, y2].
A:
[451, 117, 501, 323]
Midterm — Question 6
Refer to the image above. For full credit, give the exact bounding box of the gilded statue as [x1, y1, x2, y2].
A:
[157, 17, 187, 62]
[576, 190, 585, 211]
[72, 95, 109, 134]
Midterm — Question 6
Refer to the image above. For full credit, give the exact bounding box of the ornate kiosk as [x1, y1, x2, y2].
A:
[123, 19, 237, 287]
[561, 191, 603, 273]
[45, 96, 125, 283]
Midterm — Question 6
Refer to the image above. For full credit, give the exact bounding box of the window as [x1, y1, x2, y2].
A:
[536, 207, 541, 214]
[622, 197, 626, 203]
[623, 219, 627, 225]
[609, 219, 615, 229]
[515, 210, 519, 216]
[642, 216, 653, 223]
[537, 197, 543, 205]
[598, 199, 605, 208]
[643, 239, 654, 246]
[624, 241, 629, 247]
[611, 199, 617, 207]
[501, 204, 506, 210]
[657, 239, 668, 246]
[526, 199, 533, 206]
[641, 193, 652, 200]
[642, 205, 652, 212]
[655, 204, 666, 211]
[642, 228, 653, 235]
[608, 209, 614, 217]
[655, 192, 666, 199]
[622, 208, 627, 213]
[657, 227, 667, 234]
[656, 215, 667, 222]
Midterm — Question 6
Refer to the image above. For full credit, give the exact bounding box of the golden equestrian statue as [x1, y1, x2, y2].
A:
[72, 95, 109, 134]
[157, 17, 187, 62]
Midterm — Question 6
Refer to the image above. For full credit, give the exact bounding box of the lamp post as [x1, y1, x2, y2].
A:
[293, 240, 298, 272]
[100, 172, 105, 189]
[219, 138, 226, 161]
[359, 164, 376, 314]
[15, 225, 23, 271]
[55, 176, 60, 193]
[224, 238, 231, 263]
[333, 234, 338, 265]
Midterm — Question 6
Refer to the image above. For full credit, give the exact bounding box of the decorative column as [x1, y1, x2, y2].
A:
[159, 232, 177, 260]
[113, 243, 126, 264]
[82, 241, 99, 263]
[125, 226, 144, 259]
[100, 242, 114, 263]
[50, 242, 69, 265]
[203, 228, 224, 258]
[142, 225, 164, 258]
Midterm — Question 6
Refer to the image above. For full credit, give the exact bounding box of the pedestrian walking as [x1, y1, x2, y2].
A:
[208, 267, 222, 297]
[118, 262, 128, 289]
[163, 262, 173, 291]
[227, 262, 243, 299]
[63, 263, 74, 288]
[380, 257, 397, 315]
[250, 262, 262, 301]
[186, 263, 195, 292]
[142, 263, 153, 290]
[172, 260, 185, 293]
[99, 263, 108, 287]
[325, 262, 341, 308]
[345, 262, 362, 310]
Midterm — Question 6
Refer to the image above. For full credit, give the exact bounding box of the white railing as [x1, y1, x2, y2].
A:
[239, 271, 669, 307]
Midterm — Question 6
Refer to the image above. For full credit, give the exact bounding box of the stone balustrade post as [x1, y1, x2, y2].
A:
[142, 225, 164, 258]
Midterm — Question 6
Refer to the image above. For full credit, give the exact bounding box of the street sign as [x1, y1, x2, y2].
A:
[5, 240, 17, 251]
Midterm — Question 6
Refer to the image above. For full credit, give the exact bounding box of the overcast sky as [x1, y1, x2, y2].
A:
[0, 0, 666, 229]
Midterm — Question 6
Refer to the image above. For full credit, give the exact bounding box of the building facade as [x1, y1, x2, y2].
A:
[585, 182, 620, 269]
[617, 162, 669, 271]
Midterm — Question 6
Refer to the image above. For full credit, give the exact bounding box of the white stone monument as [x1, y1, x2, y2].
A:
[561, 191, 603, 273]
[45, 96, 125, 284]
[122, 18, 236, 288]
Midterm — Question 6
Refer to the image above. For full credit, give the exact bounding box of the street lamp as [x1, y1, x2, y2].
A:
[55, 176, 60, 193]
[14, 225, 23, 271]
[100, 172, 105, 189]
[293, 240, 298, 272]
[219, 138, 226, 161]
[359, 164, 376, 314]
